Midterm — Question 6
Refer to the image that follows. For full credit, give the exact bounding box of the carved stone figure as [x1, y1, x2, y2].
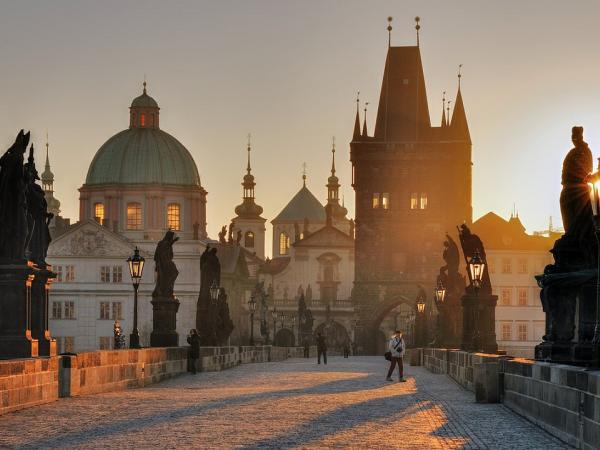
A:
[297, 293, 314, 336]
[152, 230, 179, 297]
[24, 145, 53, 265]
[218, 226, 227, 243]
[215, 288, 234, 344]
[228, 222, 234, 243]
[0, 130, 29, 261]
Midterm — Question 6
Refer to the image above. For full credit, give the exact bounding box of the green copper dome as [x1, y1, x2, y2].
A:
[131, 92, 159, 108]
[85, 128, 201, 186]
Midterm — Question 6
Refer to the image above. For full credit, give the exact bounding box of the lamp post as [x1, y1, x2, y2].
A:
[588, 178, 600, 350]
[468, 249, 485, 351]
[127, 247, 145, 349]
[434, 280, 446, 304]
[416, 293, 426, 347]
[271, 307, 278, 345]
[249, 295, 257, 346]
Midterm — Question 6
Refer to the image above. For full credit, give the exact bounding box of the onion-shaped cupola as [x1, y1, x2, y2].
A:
[234, 138, 264, 219]
[326, 138, 347, 219]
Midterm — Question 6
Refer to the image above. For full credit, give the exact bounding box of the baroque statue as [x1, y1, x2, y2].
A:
[152, 230, 179, 298]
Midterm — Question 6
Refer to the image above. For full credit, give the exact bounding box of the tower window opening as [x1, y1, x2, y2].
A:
[372, 193, 380, 209]
[140, 113, 146, 128]
[94, 203, 105, 223]
[420, 193, 428, 209]
[279, 232, 290, 256]
[382, 193, 390, 210]
[167, 203, 181, 231]
[410, 193, 418, 209]
[245, 231, 255, 248]
[126, 203, 142, 230]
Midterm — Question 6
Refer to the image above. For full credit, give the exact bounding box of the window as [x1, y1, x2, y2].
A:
[51, 301, 62, 319]
[167, 203, 181, 231]
[517, 288, 528, 306]
[100, 302, 111, 320]
[112, 302, 123, 320]
[372, 193, 380, 209]
[420, 193, 428, 210]
[502, 258, 512, 274]
[279, 232, 290, 256]
[501, 288, 512, 306]
[382, 193, 390, 210]
[64, 301, 75, 319]
[244, 231, 255, 248]
[126, 203, 142, 230]
[410, 193, 418, 209]
[55, 266, 63, 282]
[517, 323, 528, 341]
[140, 113, 146, 128]
[99, 337, 111, 350]
[501, 323, 512, 341]
[64, 337, 74, 353]
[518, 258, 528, 274]
[101, 266, 111, 283]
[112, 266, 123, 283]
[94, 203, 105, 223]
[65, 265, 75, 282]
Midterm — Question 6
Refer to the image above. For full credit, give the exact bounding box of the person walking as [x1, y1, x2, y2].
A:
[316, 332, 327, 365]
[303, 340, 310, 358]
[386, 330, 406, 382]
[187, 329, 200, 374]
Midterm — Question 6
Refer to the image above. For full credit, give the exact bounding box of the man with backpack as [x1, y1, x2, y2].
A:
[386, 330, 406, 382]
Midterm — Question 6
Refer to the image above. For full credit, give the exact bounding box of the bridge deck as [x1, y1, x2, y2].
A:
[0, 356, 569, 449]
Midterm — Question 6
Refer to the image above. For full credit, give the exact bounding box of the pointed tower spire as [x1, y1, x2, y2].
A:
[446, 100, 452, 125]
[327, 136, 347, 219]
[331, 136, 336, 176]
[362, 102, 369, 136]
[450, 65, 471, 143]
[415, 16, 421, 47]
[41, 131, 61, 216]
[441, 91, 447, 127]
[353, 91, 361, 140]
[235, 135, 263, 219]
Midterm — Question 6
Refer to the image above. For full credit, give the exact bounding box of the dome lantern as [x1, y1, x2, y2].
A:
[129, 81, 160, 129]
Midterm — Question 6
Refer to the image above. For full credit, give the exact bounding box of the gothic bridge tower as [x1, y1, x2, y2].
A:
[350, 19, 472, 353]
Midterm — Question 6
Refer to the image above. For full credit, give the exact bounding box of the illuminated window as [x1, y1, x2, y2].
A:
[167, 203, 180, 231]
[245, 231, 255, 248]
[518, 288, 528, 306]
[382, 193, 390, 210]
[502, 258, 512, 274]
[94, 203, 105, 223]
[127, 203, 142, 230]
[518, 258, 528, 274]
[517, 323, 528, 341]
[501, 288, 512, 306]
[140, 113, 146, 128]
[420, 193, 428, 209]
[372, 193, 380, 209]
[502, 323, 512, 341]
[410, 193, 418, 209]
[279, 232, 290, 256]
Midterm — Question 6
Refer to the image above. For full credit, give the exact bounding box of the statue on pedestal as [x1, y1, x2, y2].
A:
[152, 231, 179, 298]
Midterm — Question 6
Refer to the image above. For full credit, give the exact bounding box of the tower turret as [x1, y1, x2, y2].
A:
[41, 134, 61, 216]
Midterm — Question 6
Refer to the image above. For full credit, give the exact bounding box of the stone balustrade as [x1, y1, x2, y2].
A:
[419, 347, 600, 450]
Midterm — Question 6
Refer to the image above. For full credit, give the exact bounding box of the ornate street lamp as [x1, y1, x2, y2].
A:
[210, 280, 220, 302]
[588, 177, 600, 345]
[434, 280, 446, 304]
[416, 296, 426, 314]
[468, 249, 485, 289]
[271, 307, 278, 344]
[249, 295, 257, 346]
[127, 247, 145, 349]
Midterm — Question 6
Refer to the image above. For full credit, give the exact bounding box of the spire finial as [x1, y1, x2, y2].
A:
[362, 102, 369, 136]
[246, 133, 252, 174]
[447, 99, 452, 123]
[458, 64, 463, 89]
[143, 75, 147, 94]
[45, 130, 49, 160]
[356, 91, 360, 114]
[331, 136, 336, 176]
[387, 16, 393, 47]
[415, 16, 421, 46]
[302, 162, 307, 187]
[441, 91, 447, 127]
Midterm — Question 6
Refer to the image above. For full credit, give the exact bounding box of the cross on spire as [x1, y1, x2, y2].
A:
[143, 75, 147, 94]
[302, 162, 307, 187]
[458, 64, 463, 89]
[331, 136, 336, 176]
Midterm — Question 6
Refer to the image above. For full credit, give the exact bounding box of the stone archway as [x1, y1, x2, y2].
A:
[274, 328, 295, 347]
[314, 320, 350, 353]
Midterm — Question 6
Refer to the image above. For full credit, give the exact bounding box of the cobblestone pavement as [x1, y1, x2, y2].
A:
[0, 357, 571, 449]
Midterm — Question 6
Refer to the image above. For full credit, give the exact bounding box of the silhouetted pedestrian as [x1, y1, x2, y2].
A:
[316, 332, 327, 365]
[303, 340, 310, 358]
[187, 329, 200, 374]
[386, 330, 406, 382]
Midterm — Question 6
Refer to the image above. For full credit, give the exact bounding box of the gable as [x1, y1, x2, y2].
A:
[294, 225, 354, 249]
[48, 220, 136, 257]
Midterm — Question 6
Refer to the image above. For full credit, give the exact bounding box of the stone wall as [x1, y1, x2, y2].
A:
[421, 348, 600, 449]
[0, 357, 58, 415]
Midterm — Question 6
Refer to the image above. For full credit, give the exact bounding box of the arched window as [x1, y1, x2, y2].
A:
[279, 232, 290, 256]
[126, 203, 142, 230]
[140, 113, 146, 128]
[167, 203, 180, 231]
[244, 231, 255, 248]
[94, 203, 105, 223]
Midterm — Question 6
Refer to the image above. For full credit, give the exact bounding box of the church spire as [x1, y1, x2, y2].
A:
[330, 136, 336, 176]
[450, 65, 471, 143]
[234, 135, 263, 219]
[246, 133, 252, 175]
[441, 91, 447, 127]
[41, 131, 61, 216]
[353, 92, 361, 140]
[326, 137, 347, 219]
[362, 102, 369, 136]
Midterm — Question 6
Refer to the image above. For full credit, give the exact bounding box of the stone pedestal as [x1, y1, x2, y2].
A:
[31, 266, 57, 357]
[435, 303, 462, 348]
[150, 296, 180, 347]
[461, 291, 498, 354]
[0, 263, 38, 358]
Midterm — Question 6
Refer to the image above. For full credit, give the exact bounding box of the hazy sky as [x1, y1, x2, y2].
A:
[2, 1, 600, 256]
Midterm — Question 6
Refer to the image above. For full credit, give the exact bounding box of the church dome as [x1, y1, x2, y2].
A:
[84, 84, 201, 187]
